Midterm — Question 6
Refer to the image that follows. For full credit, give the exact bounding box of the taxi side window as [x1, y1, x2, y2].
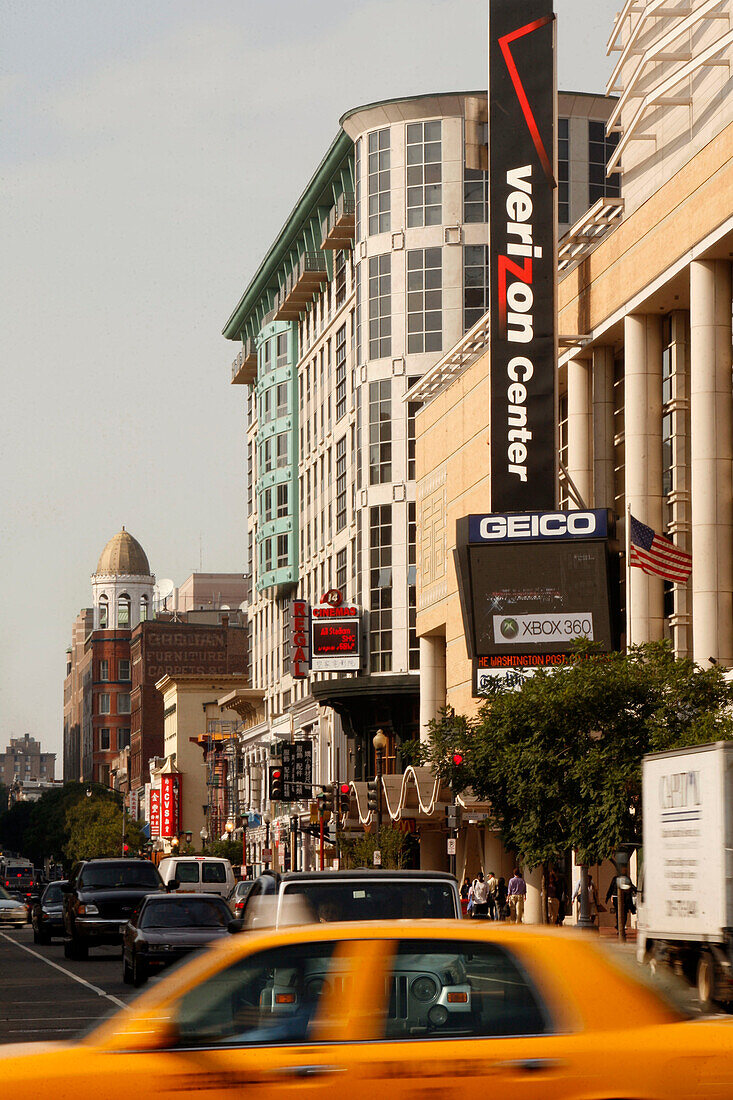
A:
[384, 939, 549, 1041]
[174, 941, 339, 1048]
[175, 862, 200, 883]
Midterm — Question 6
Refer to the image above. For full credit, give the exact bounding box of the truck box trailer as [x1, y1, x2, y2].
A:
[637, 740, 733, 1009]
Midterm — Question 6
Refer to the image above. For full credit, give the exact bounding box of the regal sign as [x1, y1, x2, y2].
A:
[489, 0, 556, 512]
[291, 599, 309, 678]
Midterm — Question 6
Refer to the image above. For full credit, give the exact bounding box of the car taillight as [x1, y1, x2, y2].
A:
[235, 901, 245, 913]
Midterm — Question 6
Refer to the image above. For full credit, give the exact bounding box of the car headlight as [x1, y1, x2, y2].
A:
[78, 903, 99, 915]
[147, 944, 170, 952]
[411, 976, 438, 1002]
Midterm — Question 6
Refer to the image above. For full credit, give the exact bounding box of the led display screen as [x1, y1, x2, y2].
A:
[468, 540, 616, 656]
[312, 620, 359, 657]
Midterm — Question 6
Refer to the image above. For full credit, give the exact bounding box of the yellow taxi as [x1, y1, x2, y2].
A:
[2, 921, 732, 1099]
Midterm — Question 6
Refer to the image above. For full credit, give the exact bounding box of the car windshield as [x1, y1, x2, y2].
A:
[284, 880, 457, 921]
[79, 863, 162, 889]
[0, 886, 13, 901]
[142, 899, 230, 929]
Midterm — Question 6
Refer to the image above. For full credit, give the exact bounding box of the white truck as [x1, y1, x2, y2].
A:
[637, 740, 733, 1010]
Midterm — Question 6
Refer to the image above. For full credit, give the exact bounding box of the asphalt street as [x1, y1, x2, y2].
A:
[0, 924, 138, 1044]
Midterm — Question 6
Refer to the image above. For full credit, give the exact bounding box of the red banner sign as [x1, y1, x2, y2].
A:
[160, 774, 181, 838]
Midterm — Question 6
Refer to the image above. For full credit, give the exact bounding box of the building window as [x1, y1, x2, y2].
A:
[369, 505, 392, 672]
[336, 323, 347, 421]
[117, 693, 131, 714]
[336, 548, 347, 593]
[277, 483, 288, 518]
[588, 120, 620, 206]
[464, 167, 488, 222]
[99, 596, 108, 628]
[99, 693, 111, 715]
[355, 137, 362, 243]
[369, 380, 392, 484]
[118, 728, 131, 750]
[336, 437, 347, 532]
[100, 728, 110, 751]
[368, 254, 391, 359]
[464, 244, 489, 331]
[262, 337, 271, 373]
[118, 594, 130, 627]
[662, 412, 673, 497]
[368, 127, 390, 234]
[276, 382, 288, 418]
[406, 120, 442, 227]
[262, 437, 273, 474]
[276, 433, 288, 468]
[407, 378, 422, 482]
[100, 659, 109, 682]
[140, 594, 148, 622]
[558, 117, 569, 224]
[119, 659, 131, 681]
[558, 392, 569, 510]
[263, 487, 273, 522]
[276, 332, 288, 369]
[261, 387, 272, 423]
[277, 534, 289, 569]
[408, 502, 419, 670]
[334, 250, 347, 309]
[407, 247, 442, 353]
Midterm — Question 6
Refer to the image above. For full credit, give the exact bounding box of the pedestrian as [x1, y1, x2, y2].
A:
[572, 872, 600, 923]
[507, 867, 527, 923]
[606, 874, 637, 931]
[496, 876, 508, 920]
[547, 870, 560, 925]
[460, 876, 471, 900]
[471, 871, 489, 919]
[486, 870, 498, 920]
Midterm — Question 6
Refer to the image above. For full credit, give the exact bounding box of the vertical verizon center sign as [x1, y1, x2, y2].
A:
[489, 0, 556, 512]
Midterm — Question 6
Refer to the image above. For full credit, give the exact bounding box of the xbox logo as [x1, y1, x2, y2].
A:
[500, 618, 519, 639]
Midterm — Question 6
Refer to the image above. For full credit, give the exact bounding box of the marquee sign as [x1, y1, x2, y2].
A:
[160, 774, 182, 839]
[310, 591, 361, 671]
[149, 785, 161, 838]
[489, 0, 556, 512]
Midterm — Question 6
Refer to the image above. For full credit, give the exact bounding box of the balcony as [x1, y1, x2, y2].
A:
[321, 193, 356, 250]
[274, 252, 329, 320]
[231, 336, 257, 385]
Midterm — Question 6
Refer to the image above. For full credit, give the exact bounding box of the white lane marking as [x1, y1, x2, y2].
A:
[0, 932, 127, 1009]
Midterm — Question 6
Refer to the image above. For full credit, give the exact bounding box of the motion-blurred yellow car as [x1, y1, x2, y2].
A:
[2, 922, 732, 1099]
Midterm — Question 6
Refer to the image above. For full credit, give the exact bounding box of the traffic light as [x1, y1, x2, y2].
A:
[446, 803, 461, 830]
[269, 765, 284, 801]
[452, 752, 464, 766]
[337, 782, 350, 815]
[321, 785, 334, 813]
[367, 778, 380, 812]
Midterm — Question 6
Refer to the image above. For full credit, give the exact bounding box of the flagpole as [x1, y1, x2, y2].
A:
[625, 499, 632, 650]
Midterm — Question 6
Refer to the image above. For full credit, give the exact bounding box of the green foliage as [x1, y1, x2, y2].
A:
[339, 825, 411, 869]
[205, 838, 244, 864]
[423, 642, 733, 868]
[0, 782, 122, 867]
[65, 798, 143, 863]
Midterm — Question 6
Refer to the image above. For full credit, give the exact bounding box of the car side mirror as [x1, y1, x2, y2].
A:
[228, 918, 244, 934]
[166, 879, 180, 893]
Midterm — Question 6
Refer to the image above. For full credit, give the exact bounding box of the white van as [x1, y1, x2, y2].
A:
[157, 856, 235, 899]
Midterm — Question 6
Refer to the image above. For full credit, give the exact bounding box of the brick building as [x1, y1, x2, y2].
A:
[1, 734, 56, 788]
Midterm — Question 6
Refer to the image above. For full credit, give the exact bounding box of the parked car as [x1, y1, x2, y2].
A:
[122, 892, 239, 987]
[157, 856, 236, 898]
[0, 885, 28, 927]
[240, 869, 462, 929]
[31, 880, 68, 943]
[2, 923, 732, 1098]
[227, 879, 255, 917]
[63, 858, 166, 960]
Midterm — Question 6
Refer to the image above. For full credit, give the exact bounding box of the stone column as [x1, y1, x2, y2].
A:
[524, 865, 543, 925]
[624, 314, 664, 643]
[419, 634, 446, 742]
[592, 346, 615, 510]
[690, 259, 733, 667]
[567, 356, 593, 507]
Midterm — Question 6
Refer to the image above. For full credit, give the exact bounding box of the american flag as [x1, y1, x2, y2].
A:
[629, 514, 692, 583]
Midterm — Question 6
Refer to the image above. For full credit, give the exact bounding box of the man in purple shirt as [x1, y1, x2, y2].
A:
[507, 867, 527, 923]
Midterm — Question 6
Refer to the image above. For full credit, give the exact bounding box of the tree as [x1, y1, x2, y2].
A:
[0, 782, 120, 869]
[339, 826, 411, 869]
[65, 798, 143, 863]
[423, 642, 733, 868]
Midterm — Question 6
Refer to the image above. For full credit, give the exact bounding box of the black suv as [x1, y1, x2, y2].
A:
[63, 858, 166, 960]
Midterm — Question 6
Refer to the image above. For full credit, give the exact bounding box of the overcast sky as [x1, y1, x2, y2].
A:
[1, 0, 620, 763]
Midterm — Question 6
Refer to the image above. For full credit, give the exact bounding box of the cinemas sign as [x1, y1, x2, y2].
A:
[291, 590, 362, 675]
[291, 599, 310, 679]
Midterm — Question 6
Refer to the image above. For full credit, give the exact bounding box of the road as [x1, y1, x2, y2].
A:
[0, 924, 138, 1044]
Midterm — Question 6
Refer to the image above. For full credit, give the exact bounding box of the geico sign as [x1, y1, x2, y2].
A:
[478, 511, 599, 541]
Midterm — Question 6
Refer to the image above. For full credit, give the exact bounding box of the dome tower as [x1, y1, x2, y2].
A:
[91, 527, 155, 630]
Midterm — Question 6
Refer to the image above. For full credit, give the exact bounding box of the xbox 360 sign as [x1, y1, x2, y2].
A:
[489, 0, 556, 512]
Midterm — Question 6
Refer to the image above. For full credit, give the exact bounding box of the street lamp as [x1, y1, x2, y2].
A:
[373, 729, 388, 855]
[264, 814, 271, 871]
[200, 826, 209, 852]
[184, 830, 193, 846]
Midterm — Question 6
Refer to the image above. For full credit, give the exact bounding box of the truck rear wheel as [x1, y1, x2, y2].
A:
[697, 952, 715, 1012]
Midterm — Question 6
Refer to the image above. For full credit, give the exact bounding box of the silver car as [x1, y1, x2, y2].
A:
[0, 885, 28, 926]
